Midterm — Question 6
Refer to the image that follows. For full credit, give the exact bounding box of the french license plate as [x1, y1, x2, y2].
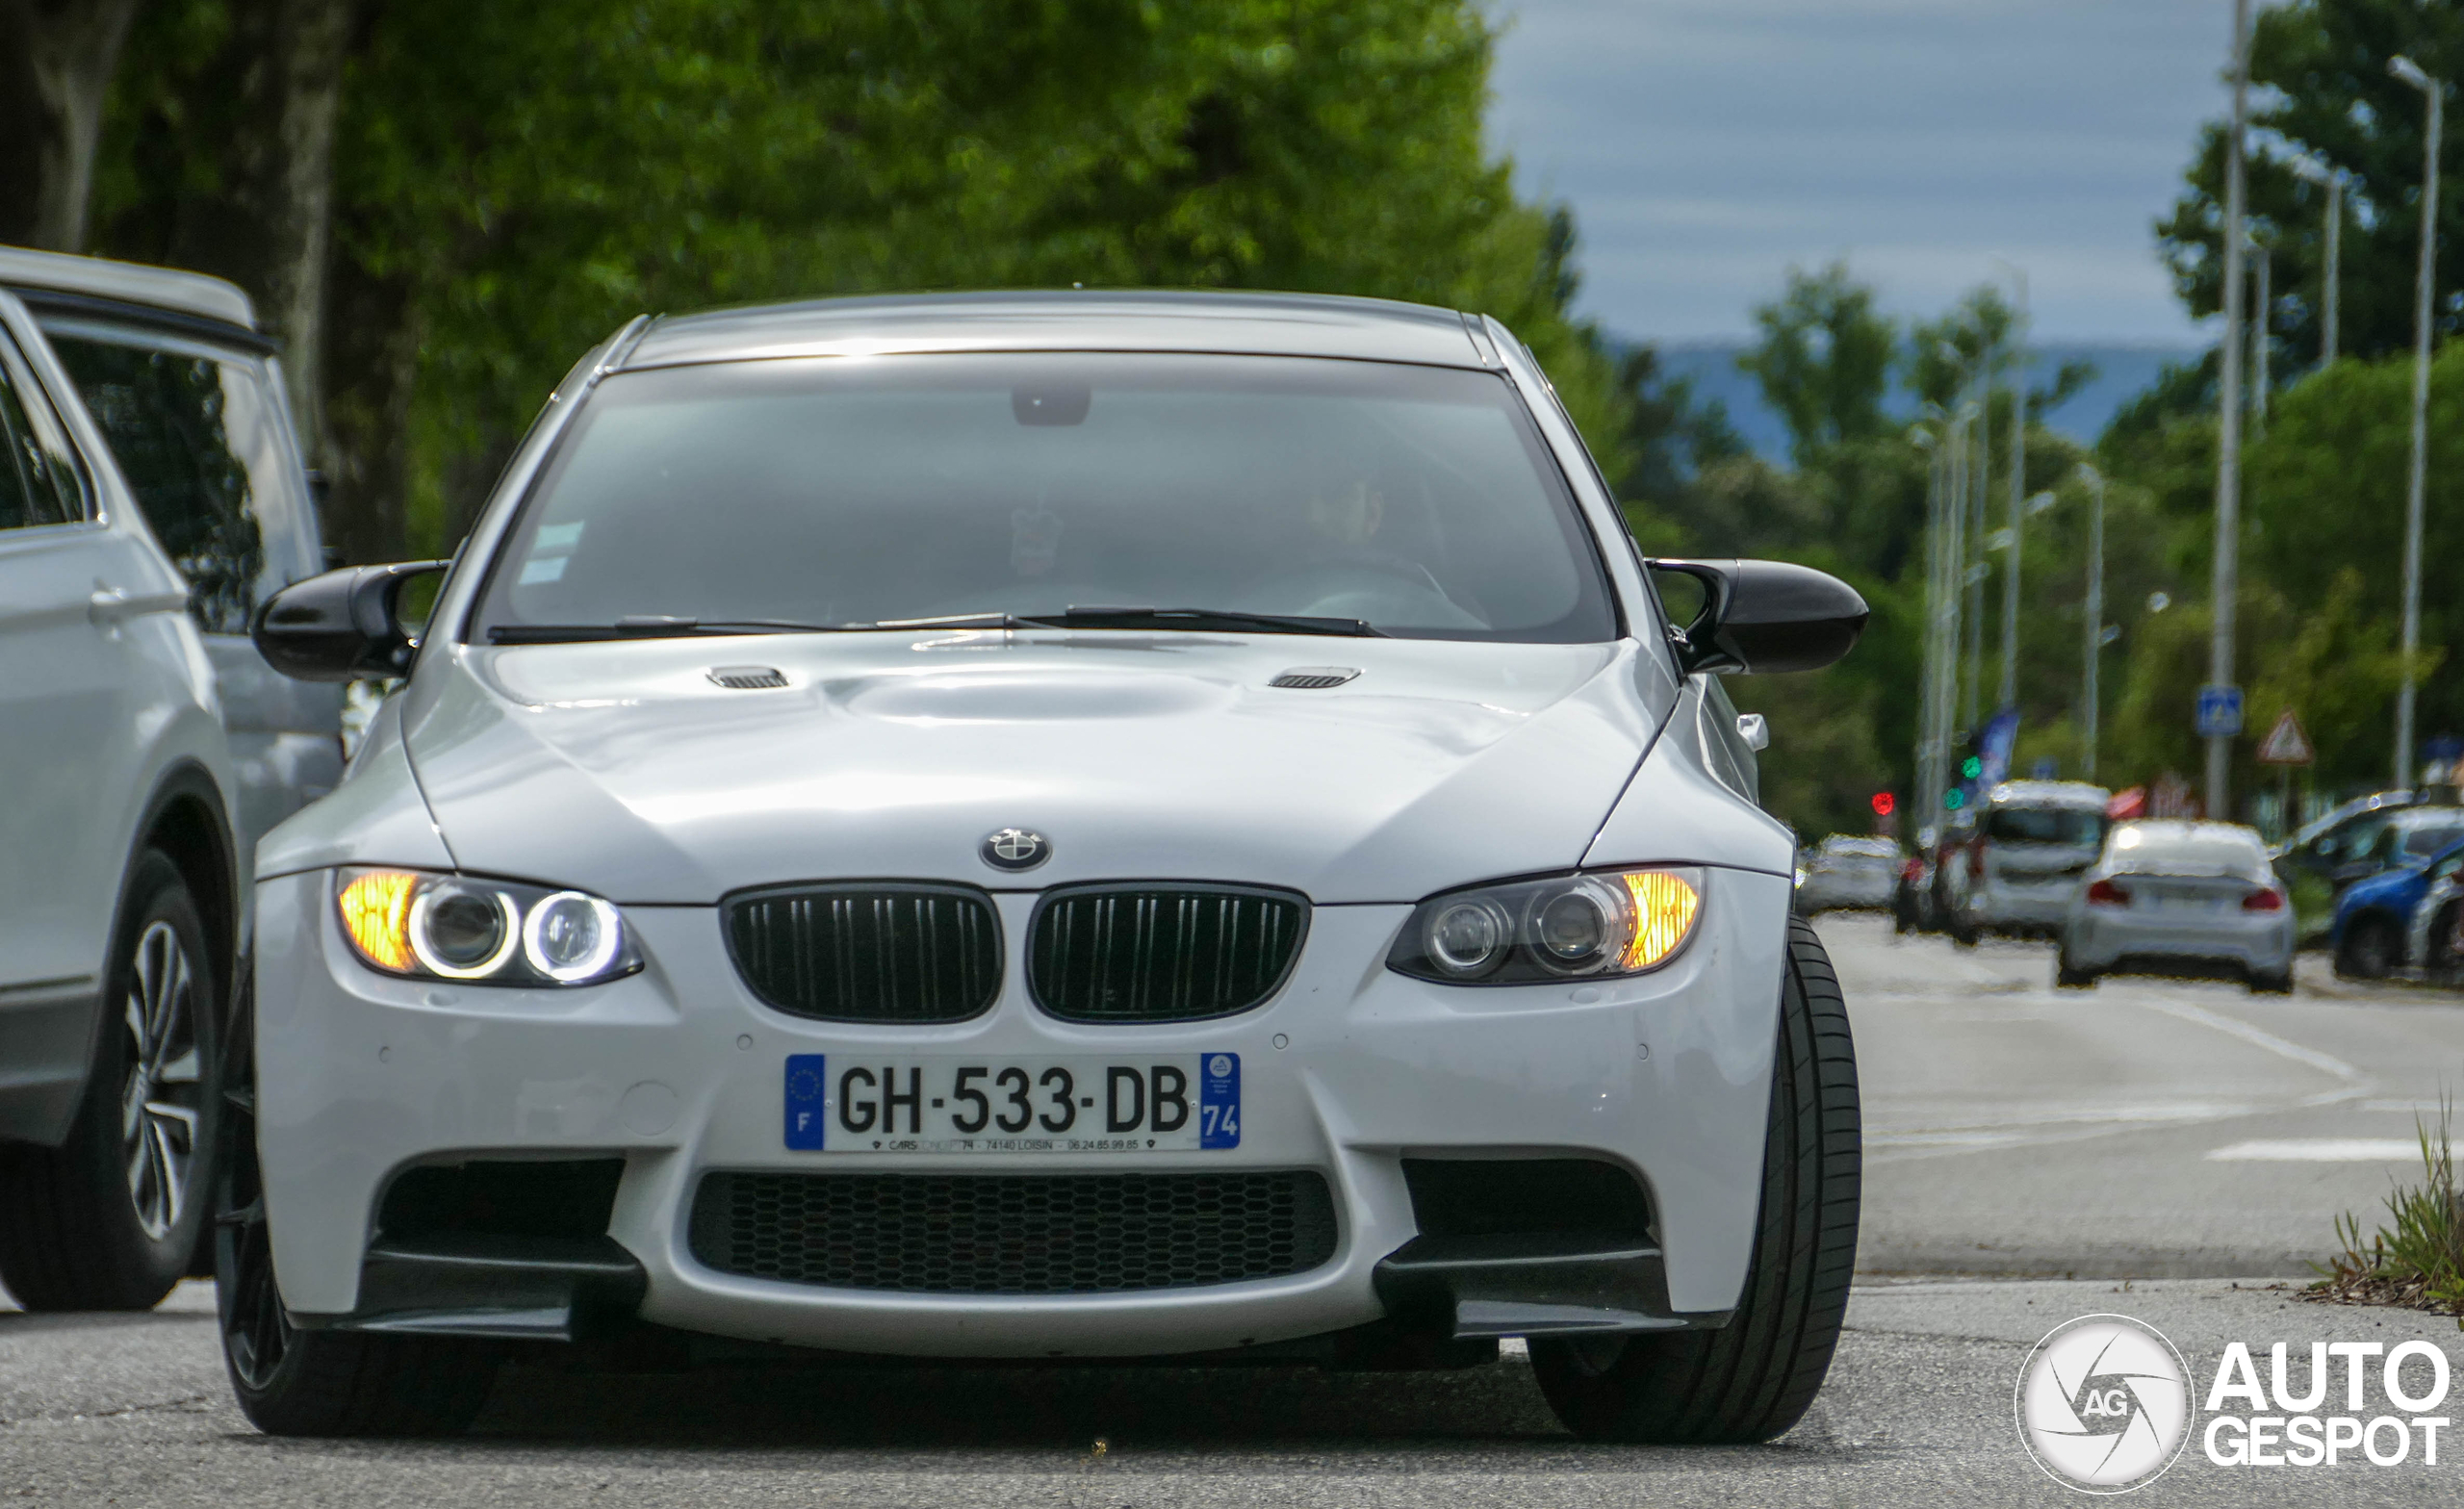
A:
[783, 1054, 1240, 1153]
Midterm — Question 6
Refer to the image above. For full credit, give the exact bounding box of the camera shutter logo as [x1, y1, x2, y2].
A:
[2015, 1315, 2194, 1493]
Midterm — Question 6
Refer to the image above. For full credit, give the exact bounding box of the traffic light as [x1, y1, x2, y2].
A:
[1871, 791, 1895, 817]
[1943, 789, 1965, 810]
[1961, 754, 1983, 781]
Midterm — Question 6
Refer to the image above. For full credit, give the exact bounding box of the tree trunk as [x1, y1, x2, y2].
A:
[0, 0, 147, 251]
[149, 0, 355, 458]
[320, 243, 418, 565]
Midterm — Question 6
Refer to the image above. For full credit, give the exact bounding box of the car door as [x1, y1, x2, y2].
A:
[37, 325, 344, 865]
[0, 314, 160, 1044]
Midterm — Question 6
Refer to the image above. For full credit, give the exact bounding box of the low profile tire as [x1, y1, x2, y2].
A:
[1531, 916, 1861, 1444]
[0, 851, 221, 1311]
[1948, 912, 1979, 949]
[2248, 969, 2296, 996]
[214, 968, 500, 1437]
[2334, 918, 2395, 981]
[2054, 954, 2097, 990]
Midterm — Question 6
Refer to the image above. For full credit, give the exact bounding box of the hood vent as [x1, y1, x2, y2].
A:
[1269, 667, 1359, 690]
[708, 665, 789, 690]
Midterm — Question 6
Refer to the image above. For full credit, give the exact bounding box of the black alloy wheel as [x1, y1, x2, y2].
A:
[212, 967, 503, 1437]
[1530, 915, 1861, 1444]
[0, 851, 221, 1310]
[2335, 916, 2397, 981]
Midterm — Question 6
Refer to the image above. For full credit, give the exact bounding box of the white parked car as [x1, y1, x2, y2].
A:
[1944, 780, 2110, 944]
[221, 293, 1870, 1444]
[1795, 834, 1900, 913]
[0, 285, 244, 1310]
[2055, 821, 2294, 993]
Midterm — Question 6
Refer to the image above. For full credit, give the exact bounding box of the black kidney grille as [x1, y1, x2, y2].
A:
[1030, 886, 1307, 1022]
[725, 884, 999, 1022]
[689, 1170, 1338, 1294]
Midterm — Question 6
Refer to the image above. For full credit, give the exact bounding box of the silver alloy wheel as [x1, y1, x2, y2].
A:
[121, 919, 201, 1240]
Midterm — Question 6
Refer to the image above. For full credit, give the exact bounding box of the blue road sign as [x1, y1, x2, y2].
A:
[2195, 684, 2244, 739]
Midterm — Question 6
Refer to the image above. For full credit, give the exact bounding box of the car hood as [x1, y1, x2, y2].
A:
[396, 631, 1674, 904]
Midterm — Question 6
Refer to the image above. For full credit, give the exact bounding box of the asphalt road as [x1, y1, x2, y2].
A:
[7, 914, 2464, 1505]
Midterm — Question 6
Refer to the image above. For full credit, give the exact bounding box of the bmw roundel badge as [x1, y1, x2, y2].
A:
[981, 827, 1051, 871]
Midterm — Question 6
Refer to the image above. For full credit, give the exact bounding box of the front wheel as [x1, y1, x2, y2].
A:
[2334, 918, 2395, 981]
[2055, 953, 2098, 990]
[214, 968, 500, 1437]
[1531, 916, 1861, 1444]
[0, 851, 221, 1310]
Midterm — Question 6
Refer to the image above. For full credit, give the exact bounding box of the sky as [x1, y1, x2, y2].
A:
[1484, 0, 2239, 345]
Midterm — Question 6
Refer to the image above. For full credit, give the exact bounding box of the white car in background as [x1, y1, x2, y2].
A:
[1794, 834, 1900, 914]
[219, 291, 1872, 1445]
[1944, 780, 2110, 945]
[2055, 821, 2294, 993]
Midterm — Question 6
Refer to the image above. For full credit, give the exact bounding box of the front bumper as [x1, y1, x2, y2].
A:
[252, 866, 1789, 1358]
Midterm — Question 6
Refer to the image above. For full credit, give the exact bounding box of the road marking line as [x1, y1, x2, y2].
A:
[2136, 997, 2370, 1085]
[2205, 1138, 2426, 1162]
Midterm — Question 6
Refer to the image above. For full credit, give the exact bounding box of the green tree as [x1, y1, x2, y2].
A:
[2157, 0, 2464, 368]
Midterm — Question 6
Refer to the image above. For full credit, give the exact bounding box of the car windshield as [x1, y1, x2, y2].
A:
[2400, 818, 2464, 858]
[474, 352, 1618, 643]
[1986, 806, 2103, 846]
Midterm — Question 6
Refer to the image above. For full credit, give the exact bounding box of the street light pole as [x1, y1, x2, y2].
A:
[1998, 264, 2027, 713]
[2207, 0, 2249, 821]
[1964, 360, 1989, 736]
[2391, 54, 2442, 793]
[2078, 465, 2107, 782]
[2292, 157, 2342, 363]
[2251, 241, 2271, 436]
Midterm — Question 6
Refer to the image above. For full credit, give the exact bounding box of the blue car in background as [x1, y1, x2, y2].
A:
[2332, 831, 2464, 979]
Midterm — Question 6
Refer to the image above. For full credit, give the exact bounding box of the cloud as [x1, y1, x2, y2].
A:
[1485, 0, 2232, 343]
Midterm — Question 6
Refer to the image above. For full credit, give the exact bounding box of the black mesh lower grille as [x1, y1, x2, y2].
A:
[689, 1170, 1338, 1293]
[724, 883, 1000, 1023]
[1029, 885, 1307, 1022]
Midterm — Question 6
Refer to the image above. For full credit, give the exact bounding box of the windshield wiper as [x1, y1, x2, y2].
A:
[1033, 605, 1383, 637]
[488, 616, 847, 644]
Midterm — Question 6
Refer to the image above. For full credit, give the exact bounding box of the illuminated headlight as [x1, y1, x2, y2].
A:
[1387, 867, 1705, 985]
[334, 868, 641, 986]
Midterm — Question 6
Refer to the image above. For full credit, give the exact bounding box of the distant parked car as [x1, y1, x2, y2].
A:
[0, 245, 344, 865]
[2273, 792, 2442, 899]
[1797, 834, 1900, 914]
[2057, 821, 2293, 993]
[1893, 842, 1936, 934]
[1944, 780, 2110, 945]
[2405, 849, 2464, 986]
[0, 284, 243, 1310]
[2332, 831, 2464, 981]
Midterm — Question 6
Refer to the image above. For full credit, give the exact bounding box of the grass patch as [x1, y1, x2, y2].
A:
[2309, 1101, 2464, 1324]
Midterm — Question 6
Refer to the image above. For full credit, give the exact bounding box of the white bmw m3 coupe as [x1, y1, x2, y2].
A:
[220, 292, 1868, 1443]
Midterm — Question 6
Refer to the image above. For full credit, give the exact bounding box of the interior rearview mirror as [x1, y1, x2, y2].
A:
[1648, 558, 1870, 675]
[252, 561, 450, 681]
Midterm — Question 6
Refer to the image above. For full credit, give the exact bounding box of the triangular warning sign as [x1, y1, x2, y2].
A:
[2256, 709, 2314, 765]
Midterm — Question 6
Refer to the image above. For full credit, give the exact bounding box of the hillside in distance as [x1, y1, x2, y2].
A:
[1650, 341, 2201, 460]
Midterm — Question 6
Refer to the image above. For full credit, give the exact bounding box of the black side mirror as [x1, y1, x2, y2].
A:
[1648, 558, 1870, 675]
[252, 561, 449, 681]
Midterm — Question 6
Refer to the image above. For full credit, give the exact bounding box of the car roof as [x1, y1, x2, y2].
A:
[0, 243, 258, 333]
[1985, 780, 2110, 809]
[2390, 806, 2464, 828]
[2113, 820, 2262, 847]
[621, 290, 1495, 372]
